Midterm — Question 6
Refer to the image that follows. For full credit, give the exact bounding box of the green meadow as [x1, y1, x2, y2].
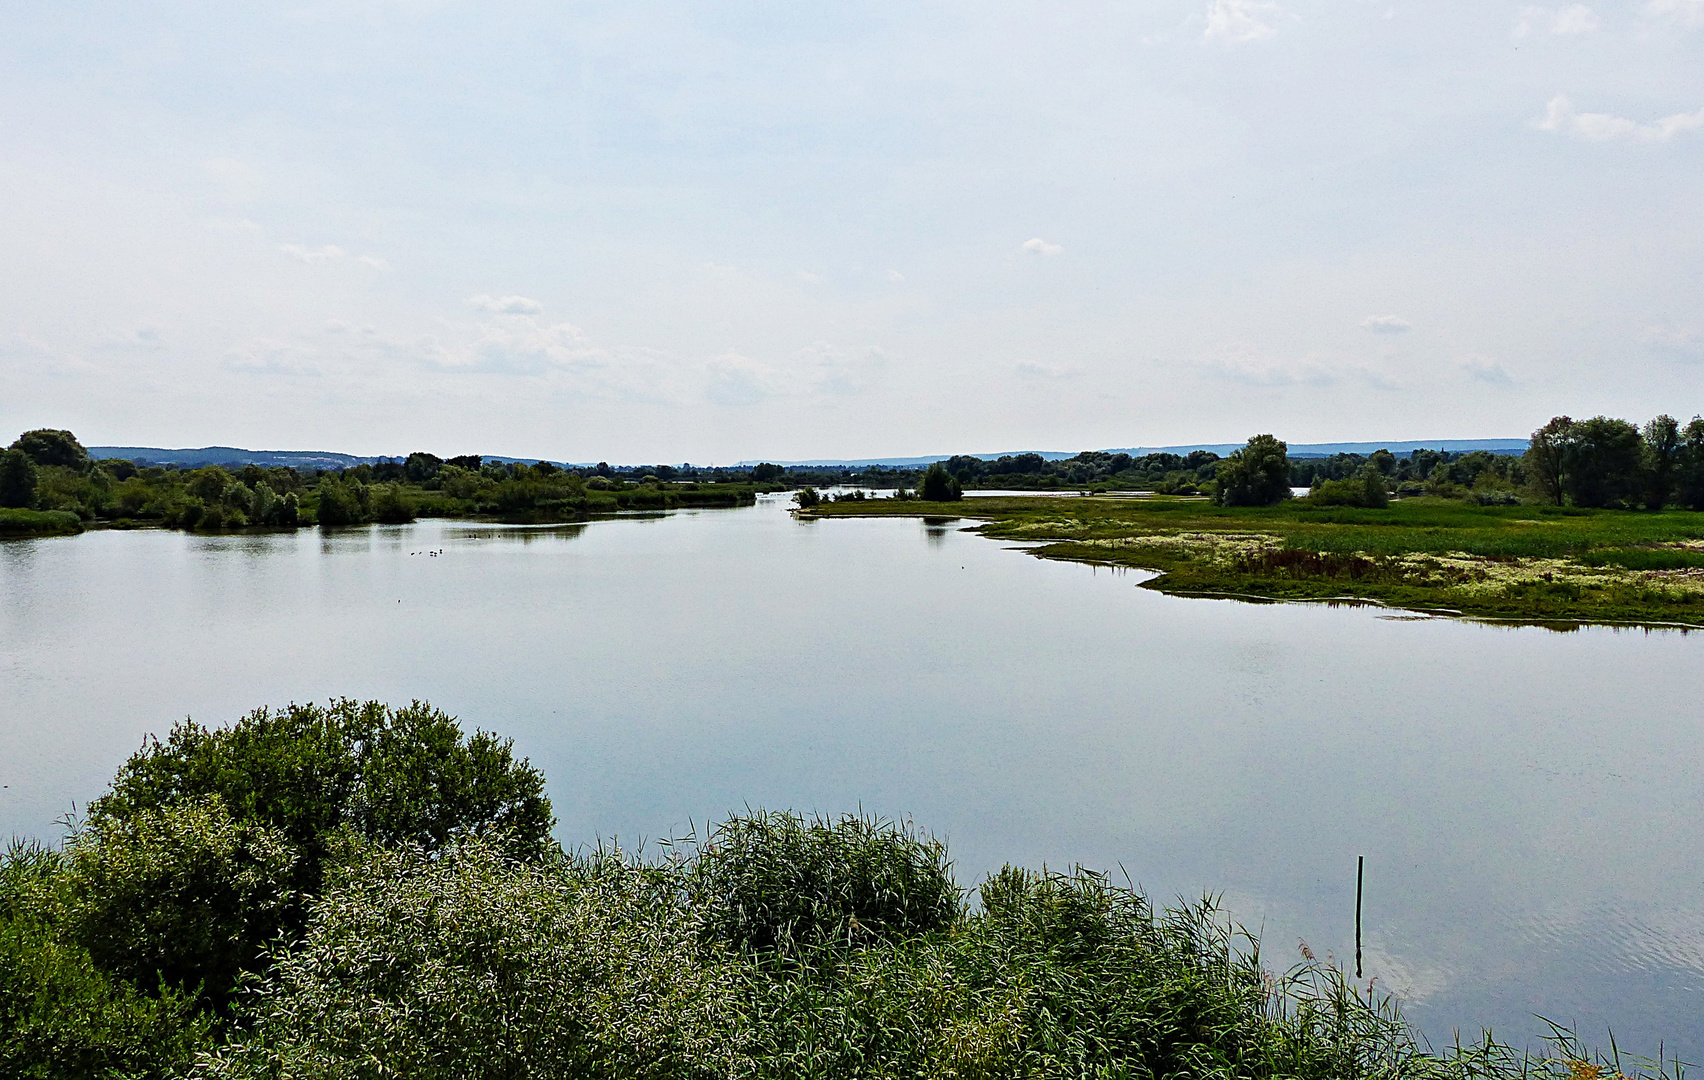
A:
[807, 496, 1704, 627]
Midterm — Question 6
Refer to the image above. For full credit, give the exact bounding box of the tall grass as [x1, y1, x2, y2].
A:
[188, 815, 1687, 1080]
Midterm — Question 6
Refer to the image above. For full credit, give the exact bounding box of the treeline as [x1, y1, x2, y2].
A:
[0, 431, 774, 534]
[1, 699, 1638, 1079]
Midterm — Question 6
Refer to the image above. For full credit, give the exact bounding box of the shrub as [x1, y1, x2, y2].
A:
[0, 841, 213, 1080]
[199, 840, 740, 1080]
[687, 811, 960, 955]
[92, 700, 555, 883]
[66, 797, 298, 1008]
[370, 483, 417, 524]
[792, 487, 821, 509]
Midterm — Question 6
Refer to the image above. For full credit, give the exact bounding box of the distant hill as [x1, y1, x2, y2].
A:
[91, 438, 1528, 472]
[1110, 439, 1529, 460]
[741, 439, 1528, 468]
[89, 446, 383, 470]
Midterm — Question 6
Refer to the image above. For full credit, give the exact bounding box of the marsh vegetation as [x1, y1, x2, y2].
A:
[2, 700, 1684, 1079]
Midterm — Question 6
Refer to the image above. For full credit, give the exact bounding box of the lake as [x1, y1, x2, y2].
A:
[3, 495, 1701, 1055]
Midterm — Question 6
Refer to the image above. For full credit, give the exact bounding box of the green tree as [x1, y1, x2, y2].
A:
[314, 479, 362, 525]
[919, 462, 963, 502]
[792, 487, 821, 509]
[1524, 416, 1574, 505]
[1680, 416, 1704, 511]
[1643, 414, 1681, 510]
[1215, 434, 1291, 507]
[1565, 416, 1644, 508]
[0, 448, 39, 508]
[370, 483, 417, 524]
[10, 429, 89, 471]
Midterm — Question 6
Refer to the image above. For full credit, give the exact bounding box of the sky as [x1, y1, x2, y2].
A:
[1, 1, 1701, 463]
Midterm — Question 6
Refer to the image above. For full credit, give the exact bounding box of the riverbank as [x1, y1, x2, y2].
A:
[0, 507, 84, 537]
[804, 495, 1704, 627]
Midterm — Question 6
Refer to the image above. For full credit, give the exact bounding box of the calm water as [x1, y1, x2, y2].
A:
[3, 496, 1702, 1054]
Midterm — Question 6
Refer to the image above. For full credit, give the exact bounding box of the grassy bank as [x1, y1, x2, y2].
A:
[805, 495, 1704, 627]
[0, 508, 84, 537]
[2, 699, 1682, 1080]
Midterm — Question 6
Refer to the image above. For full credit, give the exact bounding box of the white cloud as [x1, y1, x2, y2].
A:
[1016, 360, 1078, 380]
[1204, 0, 1282, 42]
[796, 271, 824, 284]
[1361, 314, 1412, 333]
[280, 243, 346, 264]
[1021, 237, 1063, 256]
[281, 243, 390, 269]
[801, 341, 889, 396]
[1645, 0, 1704, 28]
[466, 294, 544, 315]
[1515, 4, 1599, 36]
[1459, 359, 1514, 385]
[705, 351, 777, 406]
[1643, 323, 1704, 356]
[886, 269, 905, 283]
[1538, 95, 1704, 141]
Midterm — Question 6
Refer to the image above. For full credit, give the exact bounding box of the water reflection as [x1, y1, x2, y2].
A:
[1, 504, 1701, 1055]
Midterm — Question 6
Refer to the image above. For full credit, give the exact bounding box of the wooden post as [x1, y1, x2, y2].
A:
[1355, 855, 1364, 980]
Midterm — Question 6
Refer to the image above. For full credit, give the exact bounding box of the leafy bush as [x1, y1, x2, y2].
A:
[66, 797, 298, 1008]
[0, 449, 40, 508]
[369, 483, 417, 523]
[687, 811, 960, 955]
[1307, 469, 1389, 509]
[199, 840, 740, 1080]
[93, 700, 555, 883]
[0, 841, 211, 1080]
[0, 508, 82, 536]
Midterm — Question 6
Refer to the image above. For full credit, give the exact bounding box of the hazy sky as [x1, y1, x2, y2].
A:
[3, 1, 1701, 462]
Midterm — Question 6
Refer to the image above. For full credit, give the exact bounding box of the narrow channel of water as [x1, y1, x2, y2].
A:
[2, 496, 1700, 1053]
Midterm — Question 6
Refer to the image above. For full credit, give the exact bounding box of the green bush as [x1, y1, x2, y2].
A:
[199, 840, 739, 1080]
[688, 811, 960, 955]
[66, 797, 298, 1008]
[93, 700, 555, 885]
[1307, 468, 1389, 509]
[0, 508, 82, 536]
[0, 841, 212, 1080]
[370, 483, 417, 524]
[1217, 435, 1292, 507]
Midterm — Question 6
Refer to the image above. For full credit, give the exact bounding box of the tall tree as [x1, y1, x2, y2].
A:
[1215, 434, 1291, 507]
[0, 448, 39, 508]
[1566, 416, 1644, 508]
[1643, 415, 1681, 510]
[920, 462, 962, 501]
[10, 428, 89, 471]
[1523, 416, 1574, 506]
[1680, 416, 1704, 512]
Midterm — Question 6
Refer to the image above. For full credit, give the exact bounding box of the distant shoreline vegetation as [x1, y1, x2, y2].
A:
[5, 411, 1702, 543]
[803, 418, 1704, 628]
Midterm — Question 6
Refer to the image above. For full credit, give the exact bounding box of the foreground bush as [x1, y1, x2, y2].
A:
[0, 701, 1685, 1079]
